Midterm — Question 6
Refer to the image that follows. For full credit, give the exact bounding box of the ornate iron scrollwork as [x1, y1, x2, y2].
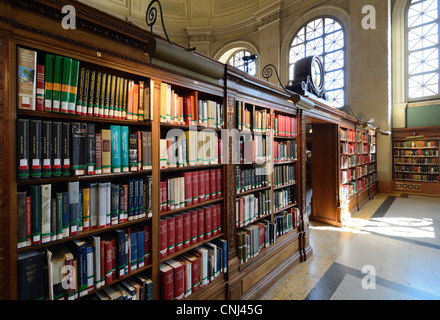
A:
[146, 0, 173, 45]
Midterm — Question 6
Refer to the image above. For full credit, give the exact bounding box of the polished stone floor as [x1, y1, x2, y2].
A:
[261, 192, 440, 300]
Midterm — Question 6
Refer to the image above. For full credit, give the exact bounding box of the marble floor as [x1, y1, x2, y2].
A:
[260, 192, 440, 300]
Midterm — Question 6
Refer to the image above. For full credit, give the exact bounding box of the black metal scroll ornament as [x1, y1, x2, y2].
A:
[146, 0, 173, 45]
[261, 64, 292, 95]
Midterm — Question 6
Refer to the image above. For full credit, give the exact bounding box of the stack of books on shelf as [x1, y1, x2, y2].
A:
[274, 187, 296, 211]
[159, 83, 224, 128]
[159, 203, 222, 259]
[17, 177, 153, 248]
[273, 140, 296, 163]
[18, 226, 152, 300]
[160, 131, 221, 169]
[236, 167, 269, 194]
[159, 168, 222, 213]
[273, 114, 297, 137]
[160, 239, 227, 300]
[273, 164, 295, 188]
[237, 207, 299, 264]
[17, 48, 152, 121]
[235, 189, 271, 227]
[17, 119, 152, 180]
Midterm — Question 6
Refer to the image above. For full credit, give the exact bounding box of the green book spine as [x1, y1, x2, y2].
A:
[87, 70, 96, 117]
[94, 72, 102, 117]
[52, 55, 63, 113]
[68, 59, 80, 114]
[82, 69, 90, 116]
[121, 126, 129, 172]
[104, 73, 112, 118]
[44, 54, 54, 112]
[114, 76, 121, 119]
[99, 73, 107, 118]
[109, 75, 117, 118]
[111, 125, 121, 173]
[60, 57, 72, 114]
[31, 185, 42, 245]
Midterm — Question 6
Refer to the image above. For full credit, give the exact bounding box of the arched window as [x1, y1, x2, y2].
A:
[227, 50, 257, 76]
[289, 17, 345, 108]
[406, 0, 440, 100]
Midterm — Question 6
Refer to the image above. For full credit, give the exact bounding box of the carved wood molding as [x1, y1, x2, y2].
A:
[226, 96, 237, 254]
[0, 36, 5, 300]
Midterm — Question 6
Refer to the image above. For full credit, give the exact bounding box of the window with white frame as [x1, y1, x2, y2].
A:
[407, 0, 440, 100]
[289, 17, 346, 108]
[227, 50, 257, 76]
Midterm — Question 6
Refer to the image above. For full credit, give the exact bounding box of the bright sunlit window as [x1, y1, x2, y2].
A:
[227, 50, 257, 76]
[289, 17, 346, 108]
[407, 0, 440, 100]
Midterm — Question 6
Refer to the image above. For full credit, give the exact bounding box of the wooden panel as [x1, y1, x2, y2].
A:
[0, 35, 6, 300]
[311, 123, 340, 226]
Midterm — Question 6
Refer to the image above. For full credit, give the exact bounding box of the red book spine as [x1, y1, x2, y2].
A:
[184, 97, 191, 125]
[209, 169, 215, 201]
[199, 170, 205, 203]
[144, 224, 151, 265]
[184, 171, 192, 207]
[190, 210, 198, 245]
[204, 205, 212, 240]
[197, 208, 205, 242]
[167, 216, 175, 255]
[192, 171, 199, 205]
[217, 203, 222, 233]
[183, 211, 191, 248]
[160, 265, 174, 300]
[180, 96, 184, 125]
[211, 204, 218, 237]
[172, 262, 185, 300]
[111, 238, 116, 281]
[26, 196, 31, 246]
[36, 65, 45, 112]
[293, 117, 297, 138]
[105, 240, 112, 285]
[216, 168, 222, 198]
[204, 170, 209, 202]
[174, 214, 183, 252]
[159, 218, 168, 259]
[239, 198, 244, 227]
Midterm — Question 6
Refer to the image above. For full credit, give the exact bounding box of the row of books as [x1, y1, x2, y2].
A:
[273, 164, 295, 188]
[236, 189, 271, 228]
[237, 208, 299, 264]
[358, 154, 370, 165]
[393, 173, 439, 183]
[159, 168, 222, 213]
[160, 83, 224, 128]
[86, 273, 153, 300]
[160, 239, 227, 300]
[274, 186, 296, 211]
[393, 140, 439, 148]
[17, 119, 152, 180]
[394, 157, 439, 165]
[18, 226, 152, 300]
[394, 165, 439, 174]
[356, 131, 368, 143]
[357, 143, 369, 154]
[159, 203, 222, 260]
[341, 155, 356, 169]
[369, 163, 377, 173]
[340, 129, 355, 141]
[236, 167, 269, 194]
[235, 135, 271, 164]
[160, 131, 221, 169]
[369, 173, 378, 184]
[273, 140, 297, 163]
[340, 141, 356, 155]
[341, 168, 355, 184]
[236, 101, 253, 132]
[357, 165, 369, 178]
[358, 176, 369, 192]
[340, 182, 357, 200]
[17, 178, 152, 248]
[17, 48, 152, 121]
[393, 149, 439, 157]
[273, 114, 297, 137]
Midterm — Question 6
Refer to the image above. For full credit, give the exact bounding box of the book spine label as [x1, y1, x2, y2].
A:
[17, 119, 30, 180]
[95, 133, 102, 175]
[62, 122, 71, 176]
[41, 120, 52, 178]
[30, 120, 42, 179]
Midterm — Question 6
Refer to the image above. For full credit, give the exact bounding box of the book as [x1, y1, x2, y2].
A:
[36, 64, 45, 111]
[52, 121, 62, 177]
[101, 129, 111, 174]
[121, 126, 129, 172]
[52, 55, 63, 112]
[18, 48, 37, 110]
[160, 263, 174, 300]
[110, 126, 121, 173]
[68, 181, 80, 236]
[87, 123, 96, 175]
[41, 121, 52, 178]
[44, 54, 54, 112]
[30, 119, 42, 180]
[60, 57, 72, 114]
[129, 132, 138, 172]
[41, 184, 52, 244]
[70, 239, 88, 297]
[72, 122, 87, 176]
[68, 59, 80, 114]
[62, 122, 71, 176]
[18, 251, 45, 300]
[17, 191, 28, 249]
[17, 118, 30, 181]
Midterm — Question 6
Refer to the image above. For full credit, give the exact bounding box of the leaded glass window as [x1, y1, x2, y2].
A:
[407, 0, 440, 100]
[289, 17, 346, 108]
[227, 50, 257, 76]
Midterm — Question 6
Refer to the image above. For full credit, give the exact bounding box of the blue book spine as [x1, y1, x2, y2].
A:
[211, 239, 228, 273]
[134, 179, 139, 219]
[68, 181, 80, 236]
[137, 230, 145, 268]
[130, 231, 137, 271]
[110, 125, 121, 173]
[128, 180, 134, 220]
[120, 126, 129, 172]
[115, 229, 126, 278]
[138, 179, 144, 218]
[71, 240, 88, 297]
[110, 184, 119, 225]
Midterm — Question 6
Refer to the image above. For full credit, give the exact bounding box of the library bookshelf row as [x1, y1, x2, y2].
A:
[339, 125, 378, 217]
[0, 0, 379, 301]
[392, 127, 440, 196]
